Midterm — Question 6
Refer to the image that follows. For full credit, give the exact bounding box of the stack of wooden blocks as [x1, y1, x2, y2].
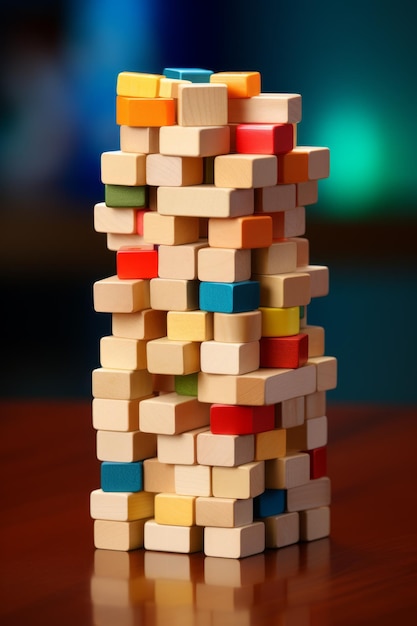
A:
[90, 68, 337, 559]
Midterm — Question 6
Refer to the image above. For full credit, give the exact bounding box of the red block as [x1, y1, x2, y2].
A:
[210, 404, 275, 435]
[136, 209, 150, 235]
[259, 333, 309, 369]
[236, 123, 294, 155]
[305, 446, 327, 479]
[116, 246, 158, 279]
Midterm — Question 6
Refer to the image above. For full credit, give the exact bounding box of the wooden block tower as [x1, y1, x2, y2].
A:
[90, 68, 336, 558]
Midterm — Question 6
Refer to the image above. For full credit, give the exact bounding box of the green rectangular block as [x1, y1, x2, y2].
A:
[175, 373, 198, 396]
[105, 184, 147, 208]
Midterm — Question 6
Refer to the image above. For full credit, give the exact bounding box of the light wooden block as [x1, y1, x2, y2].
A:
[254, 272, 311, 308]
[252, 241, 297, 275]
[200, 340, 259, 375]
[286, 477, 331, 512]
[275, 396, 305, 429]
[150, 277, 199, 312]
[303, 325, 325, 357]
[158, 241, 207, 280]
[228, 94, 302, 124]
[195, 497, 253, 528]
[308, 356, 337, 391]
[296, 265, 329, 298]
[120, 125, 159, 153]
[174, 464, 212, 496]
[90, 489, 154, 521]
[116, 71, 163, 97]
[96, 430, 157, 462]
[288, 236, 310, 266]
[286, 416, 328, 452]
[198, 247, 251, 283]
[112, 309, 167, 341]
[152, 374, 175, 393]
[92, 367, 153, 400]
[214, 154, 277, 189]
[264, 512, 300, 549]
[92, 398, 142, 432]
[146, 337, 201, 376]
[208, 215, 272, 250]
[265, 453, 310, 489]
[296, 180, 318, 206]
[213, 310, 262, 343]
[177, 83, 228, 126]
[146, 153, 203, 187]
[277, 147, 330, 183]
[159, 125, 230, 157]
[101, 151, 146, 186]
[144, 519, 203, 553]
[93, 275, 150, 313]
[157, 184, 254, 218]
[299, 506, 330, 541]
[204, 522, 265, 559]
[143, 457, 175, 493]
[139, 392, 210, 435]
[305, 391, 326, 419]
[106, 233, 153, 252]
[154, 493, 196, 526]
[259, 305, 300, 337]
[143, 212, 199, 245]
[254, 428, 286, 461]
[254, 184, 296, 213]
[210, 71, 261, 98]
[94, 519, 147, 551]
[100, 336, 148, 370]
[158, 77, 191, 98]
[94, 203, 137, 234]
[157, 427, 208, 465]
[212, 461, 265, 499]
[197, 431, 254, 467]
[116, 96, 176, 127]
[267, 206, 306, 239]
[167, 310, 213, 341]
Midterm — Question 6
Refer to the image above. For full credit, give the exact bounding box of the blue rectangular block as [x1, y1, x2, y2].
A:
[101, 461, 143, 492]
[254, 489, 286, 518]
[199, 280, 260, 313]
[163, 67, 213, 83]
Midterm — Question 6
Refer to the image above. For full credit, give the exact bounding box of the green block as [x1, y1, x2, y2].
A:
[105, 184, 147, 208]
[175, 373, 198, 396]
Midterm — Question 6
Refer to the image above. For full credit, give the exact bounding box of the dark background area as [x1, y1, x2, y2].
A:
[1, 0, 416, 404]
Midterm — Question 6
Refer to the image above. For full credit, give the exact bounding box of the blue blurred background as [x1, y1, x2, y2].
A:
[1, 0, 416, 404]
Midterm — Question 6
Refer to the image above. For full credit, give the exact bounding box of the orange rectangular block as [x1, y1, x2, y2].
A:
[145, 154, 203, 187]
[277, 147, 330, 183]
[214, 154, 277, 189]
[210, 71, 261, 98]
[208, 215, 272, 249]
[116, 96, 176, 127]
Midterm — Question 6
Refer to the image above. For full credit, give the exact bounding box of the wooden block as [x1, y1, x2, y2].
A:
[288, 236, 310, 266]
[296, 180, 318, 206]
[259, 333, 309, 369]
[116, 96, 176, 127]
[90, 489, 154, 521]
[154, 493, 196, 526]
[264, 512, 300, 548]
[197, 247, 251, 283]
[195, 497, 253, 528]
[296, 265, 329, 298]
[167, 310, 213, 341]
[300, 304, 308, 328]
[286, 477, 331, 512]
[254, 184, 296, 213]
[144, 519, 203, 553]
[200, 340, 259, 375]
[101, 461, 143, 492]
[152, 373, 175, 393]
[107, 233, 153, 252]
[259, 305, 300, 337]
[105, 184, 147, 208]
[116, 71, 163, 97]
[150, 278, 199, 311]
[212, 461, 265, 499]
[200, 280, 260, 313]
[266, 206, 306, 239]
[213, 310, 262, 343]
[275, 396, 305, 429]
[254, 428, 286, 461]
[252, 241, 297, 275]
[175, 373, 198, 397]
[143, 212, 199, 245]
[92, 367, 153, 400]
[254, 272, 311, 308]
[92, 398, 142, 431]
[299, 506, 330, 541]
[214, 154, 277, 189]
[307, 446, 327, 479]
[305, 391, 326, 419]
[277, 147, 330, 183]
[302, 325, 325, 357]
[308, 356, 337, 391]
[254, 488, 286, 518]
[116, 247, 158, 280]
[112, 309, 167, 341]
[157, 184, 254, 218]
[228, 94, 302, 124]
[236, 123, 293, 154]
[157, 427, 208, 465]
[210, 71, 260, 98]
[159, 125, 230, 157]
[158, 241, 207, 280]
[93, 275, 150, 313]
[265, 453, 310, 489]
[120, 125, 159, 153]
[175, 464, 212, 496]
[158, 77, 191, 98]
[139, 391, 209, 435]
[204, 522, 265, 559]
[163, 67, 213, 82]
[146, 153, 203, 186]
[94, 202, 137, 234]
[208, 215, 273, 249]
[197, 431, 254, 467]
[177, 83, 228, 126]
[94, 519, 147, 551]
[143, 457, 175, 493]
[286, 415, 328, 451]
[96, 430, 157, 462]
[101, 151, 146, 186]
[100, 335, 148, 370]
[210, 404, 275, 435]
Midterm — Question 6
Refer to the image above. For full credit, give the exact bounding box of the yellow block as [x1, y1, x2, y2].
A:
[259, 306, 300, 337]
[154, 493, 196, 526]
[167, 310, 213, 341]
[116, 71, 163, 97]
[210, 71, 261, 98]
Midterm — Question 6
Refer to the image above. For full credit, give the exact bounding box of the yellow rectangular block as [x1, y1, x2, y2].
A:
[106, 233, 152, 252]
[143, 211, 200, 245]
[101, 151, 146, 186]
[299, 506, 330, 541]
[90, 489, 154, 521]
[254, 184, 296, 213]
[144, 519, 203, 553]
[305, 391, 326, 419]
[112, 309, 167, 341]
[93, 275, 150, 313]
[94, 202, 137, 234]
[157, 427, 209, 465]
[158, 77, 191, 98]
[175, 464, 212, 497]
[197, 431, 255, 467]
[92, 367, 153, 400]
[308, 356, 337, 391]
[120, 125, 160, 153]
[143, 457, 176, 493]
[214, 154, 277, 189]
[208, 215, 272, 249]
[154, 493, 196, 526]
[252, 241, 297, 275]
[212, 461, 265, 499]
[159, 125, 230, 157]
[296, 265, 329, 298]
[177, 83, 228, 126]
[264, 512, 300, 549]
[288, 236, 310, 266]
[167, 310, 213, 341]
[259, 306, 300, 337]
[213, 311, 262, 343]
[265, 453, 310, 489]
[228, 93, 302, 124]
[157, 184, 254, 218]
[275, 396, 305, 428]
[116, 96, 176, 127]
[204, 522, 265, 559]
[210, 71, 261, 98]
[139, 392, 210, 435]
[254, 272, 311, 307]
[197, 247, 251, 283]
[286, 477, 331, 512]
[146, 153, 203, 186]
[286, 415, 328, 452]
[254, 428, 286, 461]
[93, 519, 147, 551]
[150, 278, 199, 311]
[200, 340, 260, 375]
[96, 429, 157, 462]
[99, 335, 148, 370]
[158, 241, 208, 280]
[116, 71, 163, 97]
[303, 325, 325, 357]
[92, 398, 142, 431]
[296, 180, 319, 206]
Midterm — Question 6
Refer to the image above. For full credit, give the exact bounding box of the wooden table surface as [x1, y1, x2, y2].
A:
[1, 401, 416, 626]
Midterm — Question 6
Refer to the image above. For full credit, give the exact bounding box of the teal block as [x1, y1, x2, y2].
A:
[105, 184, 147, 208]
[163, 68, 213, 83]
[199, 280, 260, 313]
[254, 489, 286, 518]
[101, 461, 143, 492]
[175, 373, 198, 396]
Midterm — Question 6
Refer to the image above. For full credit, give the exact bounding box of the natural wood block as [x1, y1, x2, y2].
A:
[296, 265, 329, 298]
[139, 392, 210, 435]
[296, 180, 318, 206]
[259, 305, 300, 337]
[208, 215, 273, 249]
[157, 427, 209, 465]
[210, 404, 275, 435]
[112, 309, 167, 341]
[150, 278, 199, 311]
[116, 96, 176, 127]
[264, 512, 300, 549]
[286, 416, 328, 451]
[93, 275, 151, 313]
[92, 398, 142, 431]
[236, 123, 293, 154]
[212, 461, 265, 499]
[286, 477, 331, 512]
[177, 83, 228, 126]
[197, 431, 255, 467]
[157, 184, 254, 218]
[288, 236, 310, 266]
[306, 446, 327, 479]
[308, 356, 337, 391]
[96, 429, 157, 462]
[210, 71, 261, 98]
[214, 154, 277, 189]
[143, 212, 199, 245]
[254, 184, 296, 213]
[152, 373, 175, 393]
[90, 489, 154, 521]
[275, 396, 305, 429]
[158, 241, 207, 280]
[175, 464, 212, 496]
[94, 202, 137, 234]
[101, 151, 146, 186]
[302, 325, 325, 357]
[299, 506, 330, 541]
[116, 71, 163, 97]
[228, 94, 302, 124]
[92, 367, 153, 400]
[146, 153, 203, 187]
[259, 333, 309, 369]
[158, 77, 191, 98]
[159, 125, 230, 157]
[277, 147, 330, 183]
[266, 206, 306, 239]
[198, 247, 251, 283]
[175, 373, 198, 397]
[200, 340, 259, 375]
[254, 428, 286, 461]
[101, 461, 143, 493]
[105, 183, 147, 208]
[100, 335, 148, 370]
[94, 519, 147, 551]
[300, 304, 308, 328]
[144, 519, 203, 553]
[254, 272, 311, 308]
[154, 493, 196, 527]
[164, 67, 213, 82]
[167, 310, 213, 341]
[107, 233, 153, 252]
[195, 497, 253, 528]
[265, 453, 310, 489]
[252, 241, 297, 275]
[213, 310, 262, 343]
[116, 247, 158, 280]
[204, 522, 265, 559]
[305, 391, 326, 419]
[199, 280, 260, 314]
[120, 125, 159, 153]
[143, 457, 175, 493]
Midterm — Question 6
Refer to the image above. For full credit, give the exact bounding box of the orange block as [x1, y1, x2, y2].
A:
[116, 96, 176, 127]
[277, 147, 330, 183]
[208, 215, 273, 249]
[209, 71, 261, 98]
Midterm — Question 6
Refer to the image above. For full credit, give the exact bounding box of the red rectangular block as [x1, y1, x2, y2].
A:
[306, 446, 327, 479]
[210, 404, 275, 435]
[259, 333, 308, 369]
[117, 247, 158, 279]
[236, 123, 294, 155]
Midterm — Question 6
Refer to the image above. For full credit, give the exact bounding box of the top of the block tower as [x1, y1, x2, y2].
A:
[163, 68, 213, 82]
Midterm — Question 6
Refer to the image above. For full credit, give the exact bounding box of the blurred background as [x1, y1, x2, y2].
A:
[1, 0, 416, 404]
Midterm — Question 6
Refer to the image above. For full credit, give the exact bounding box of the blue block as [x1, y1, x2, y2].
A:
[199, 280, 260, 313]
[101, 461, 143, 492]
[163, 68, 213, 83]
[254, 489, 286, 518]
